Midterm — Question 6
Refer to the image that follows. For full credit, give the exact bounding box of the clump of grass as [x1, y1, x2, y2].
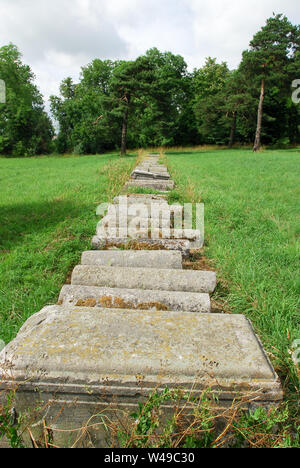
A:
[124, 186, 163, 195]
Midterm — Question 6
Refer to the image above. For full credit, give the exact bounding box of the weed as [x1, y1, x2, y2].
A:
[109, 387, 296, 449]
[0, 390, 24, 448]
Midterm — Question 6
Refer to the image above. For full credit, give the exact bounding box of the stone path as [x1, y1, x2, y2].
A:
[125, 154, 175, 191]
[92, 155, 202, 250]
[0, 153, 283, 447]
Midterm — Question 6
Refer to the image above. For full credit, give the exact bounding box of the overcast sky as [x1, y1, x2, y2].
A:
[0, 0, 299, 110]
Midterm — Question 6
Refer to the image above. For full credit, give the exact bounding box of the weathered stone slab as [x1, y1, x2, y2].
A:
[81, 250, 183, 269]
[131, 169, 155, 179]
[127, 178, 173, 186]
[114, 195, 168, 205]
[136, 173, 171, 181]
[96, 225, 202, 242]
[131, 168, 170, 176]
[107, 203, 183, 219]
[148, 166, 170, 173]
[91, 236, 192, 256]
[102, 214, 178, 227]
[71, 265, 217, 293]
[131, 170, 170, 180]
[190, 239, 205, 249]
[125, 179, 175, 191]
[58, 285, 211, 313]
[99, 216, 165, 230]
[96, 225, 148, 239]
[0, 306, 283, 446]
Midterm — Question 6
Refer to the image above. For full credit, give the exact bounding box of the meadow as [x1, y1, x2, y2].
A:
[0, 153, 135, 344]
[0, 148, 299, 447]
[165, 148, 300, 408]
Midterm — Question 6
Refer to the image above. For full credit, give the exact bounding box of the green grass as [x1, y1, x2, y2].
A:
[124, 186, 163, 195]
[166, 148, 300, 408]
[0, 153, 136, 343]
[1, 147, 299, 447]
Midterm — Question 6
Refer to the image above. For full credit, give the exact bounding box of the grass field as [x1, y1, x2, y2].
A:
[165, 148, 300, 411]
[0, 153, 135, 344]
[0, 148, 299, 447]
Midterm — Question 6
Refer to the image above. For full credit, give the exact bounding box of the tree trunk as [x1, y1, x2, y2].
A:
[228, 110, 237, 149]
[253, 79, 265, 152]
[120, 98, 130, 156]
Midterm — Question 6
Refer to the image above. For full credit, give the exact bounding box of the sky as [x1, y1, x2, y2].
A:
[0, 0, 299, 110]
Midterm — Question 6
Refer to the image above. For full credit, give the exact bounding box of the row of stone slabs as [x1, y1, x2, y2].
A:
[93, 193, 203, 249]
[125, 155, 175, 191]
[0, 154, 283, 447]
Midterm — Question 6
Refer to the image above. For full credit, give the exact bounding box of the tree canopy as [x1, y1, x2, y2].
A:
[0, 43, 54, 156]
[0, 14, 299, 156]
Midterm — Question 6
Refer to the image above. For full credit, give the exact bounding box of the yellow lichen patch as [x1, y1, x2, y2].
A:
[98, 296, 169, 311]
[137, 302, 169, 311]
[114, 297, 136, 309]
[99, 296, 114, 308]
[75, 298, 97, 307]
[99, 296, 135, 309]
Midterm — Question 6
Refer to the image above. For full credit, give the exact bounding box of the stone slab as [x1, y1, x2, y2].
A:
[107, 204, 183, 218]
[58, 285, 211, 313]
[71, 265, 217, 293]
[125, 179, 175, 191]
[140, 164, 167, 169]
[131, 170, 155, 179]
[131, 170, 170, 180]
[81, 250, 183, 269]
[147, 167, 170, 173]
[135, 174, 171, 181]
[126, 178, 173, 185]
[96, 226, 202, 242]
[91, 236, 192, 256]
[114, 195, 168, 205]
[98, 216, 182, 230]
[98, 217, 166, 231]
[0, 306, 283, 446]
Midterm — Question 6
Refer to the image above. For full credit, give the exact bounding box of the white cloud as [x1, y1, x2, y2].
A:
[0, 0, 129, 105]
[0, 0, 299, 110]
[187, 0, 300, 69]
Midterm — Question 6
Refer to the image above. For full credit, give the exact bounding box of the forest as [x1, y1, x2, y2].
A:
[0, 14, 299, 157]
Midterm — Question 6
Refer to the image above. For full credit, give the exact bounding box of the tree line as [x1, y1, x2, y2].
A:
[0, 14, 299, 157]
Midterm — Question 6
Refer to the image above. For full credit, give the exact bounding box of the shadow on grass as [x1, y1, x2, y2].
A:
[0, 199, 92, 250]
[165, 150, 229, 156]
[165, 151, 205, 156]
